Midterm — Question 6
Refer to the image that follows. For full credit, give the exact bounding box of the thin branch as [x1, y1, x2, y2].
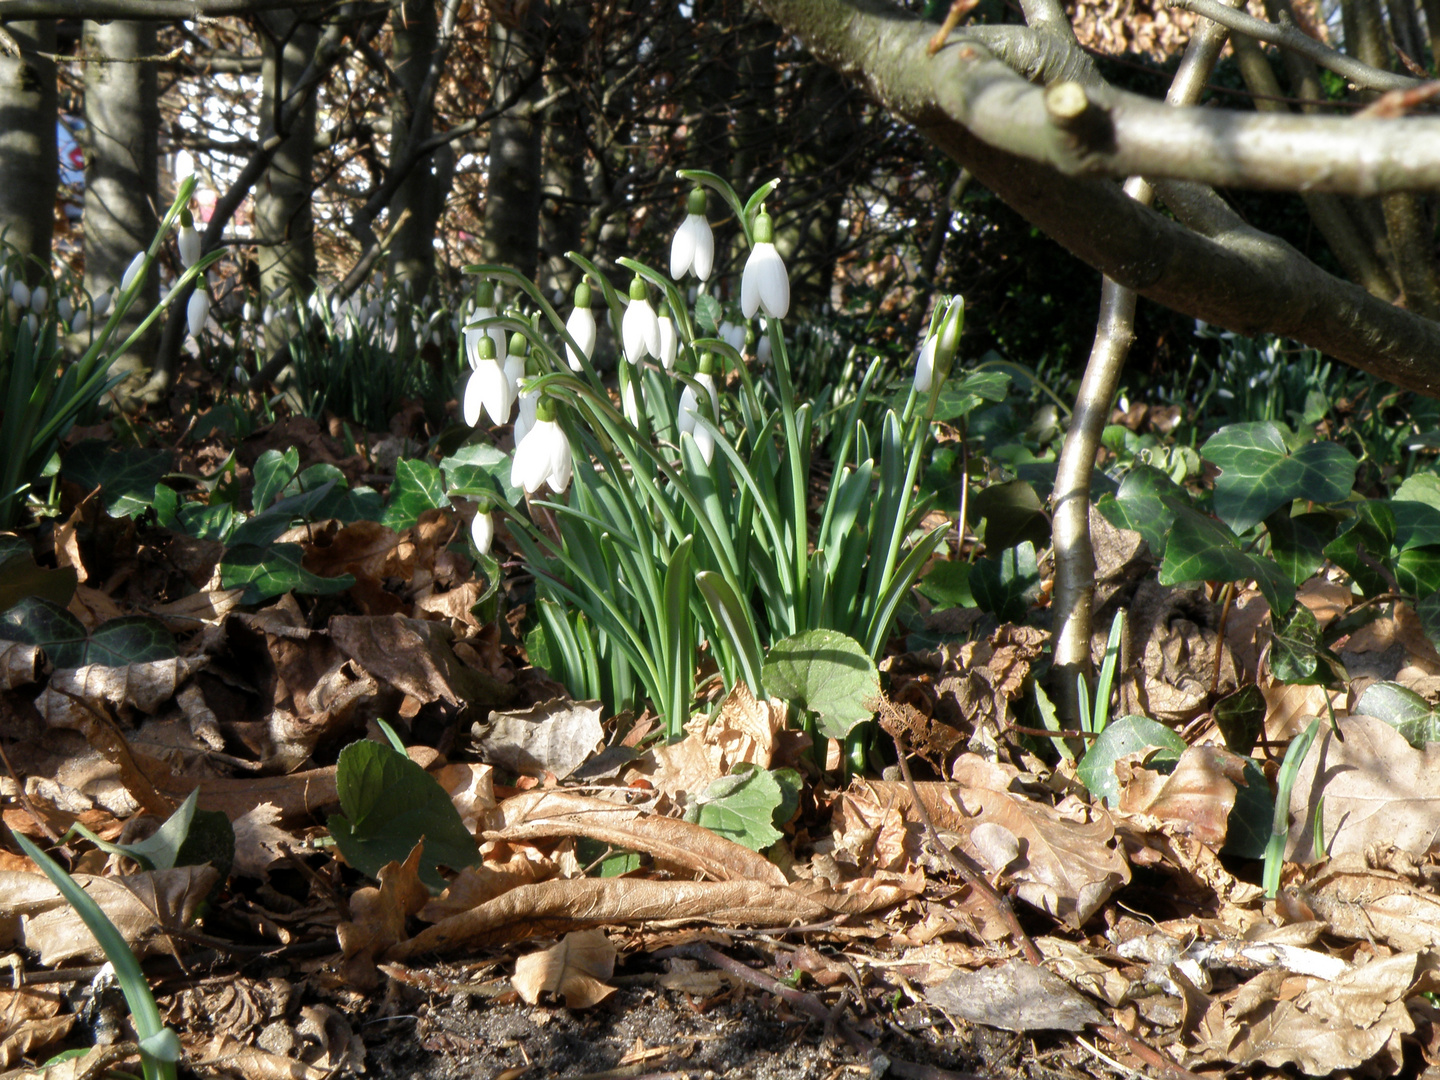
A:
[0, 0, 332, 18]
[1170, 0, 1417, 90]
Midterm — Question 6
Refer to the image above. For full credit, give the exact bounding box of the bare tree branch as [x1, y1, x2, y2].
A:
[752, 0, 1440, 392]
[0, 0, 336, 19]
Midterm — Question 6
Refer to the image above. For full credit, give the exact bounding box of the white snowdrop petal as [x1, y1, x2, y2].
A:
[471, 510, 494, 556]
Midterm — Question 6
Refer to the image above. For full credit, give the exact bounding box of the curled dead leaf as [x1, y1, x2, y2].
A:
[511, 929, 616, 1008]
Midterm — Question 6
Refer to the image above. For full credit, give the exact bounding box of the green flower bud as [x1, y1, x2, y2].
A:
[628, 274, 648, 302]
[686, 187, 707, 215]
[574, 279, 592, 308]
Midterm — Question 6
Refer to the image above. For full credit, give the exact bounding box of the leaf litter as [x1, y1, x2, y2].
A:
[11, 442, 1440, 1080]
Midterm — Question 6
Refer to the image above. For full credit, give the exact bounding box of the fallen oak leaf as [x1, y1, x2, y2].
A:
[511, 929, 616, 1008]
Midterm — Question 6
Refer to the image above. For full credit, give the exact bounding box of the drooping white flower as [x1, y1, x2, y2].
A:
[463, 335, 515, 426]
[57, 296, 72, 321]
[677, 357, 721, 466]
[464, 281, 508, 368]
[511, 400, 573, 494]
[10, 280, 29, 309]
[513, 387, 538, 446]
[718, 320, 745, 356]
[94, 289, 112, 318]
[30, 285, 47, 314]
[471, 506, 494, 556]
[70, 308, 88, 334]
[740, 209, 789, 320]
[187, 289, 209, 337]
[178, 210, 201, 269]
[243, 300, 256, 323]
[503, 331, 527, 398]
[564, 280, 597, 372]
[120, 252, 146, 293]
[670, 187, 714, 281]
[623, 376, 642, 427]
[622, 275, 660, 364]
[657, 303, 678, 371]
[913, 334, 937, 393]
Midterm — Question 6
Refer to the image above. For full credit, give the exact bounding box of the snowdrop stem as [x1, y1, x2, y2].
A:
[767, 318, 809, 626]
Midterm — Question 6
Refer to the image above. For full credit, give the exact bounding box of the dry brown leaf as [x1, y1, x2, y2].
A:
[231, 803, 300, 878]
[926, 959, 1104, 1032]
[511, 929, 617, 1008]
[0, 987, 73, 1068]
[420, 854, 549, 922]
[857, 779, 1130, 927]
[0, 640, 41, 690]
[432, 762, 495, 835]
[474, 698, 603, 780]
[1192, 951, 1433, 1074]
[329, 614, 515, 709]
[1263, 679, 1342, 742]
[1117, 744, 1247, 846]
[640, 683, 791, 803]
[1288, 715, 1440, 859]
[385, 878, 837, 958]
[158, 767, 339, 826]
[1300, 853, 1440, 951]
[16, 865, 218, 964]
[146, 587, 245, 630]
[196, 1034, 332, 1080]
[490, 791, 786, 885]
[337, 842, 431, 988]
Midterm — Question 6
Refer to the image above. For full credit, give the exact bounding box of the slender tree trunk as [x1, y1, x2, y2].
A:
[0, 21, 57, 281]
[539, 0, 589, 299]
[83, 20, 160, 388]
[387, 0, 441, 295]
[255, 12, 319, 349]
[482, 11, 545, 280]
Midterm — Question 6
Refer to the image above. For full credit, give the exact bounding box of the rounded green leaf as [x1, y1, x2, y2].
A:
[762, 629, 880, 740]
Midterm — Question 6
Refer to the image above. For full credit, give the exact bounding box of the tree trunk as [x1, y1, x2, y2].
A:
[83, 19, 160, 386]
[255, 12, 319, 348]
[387, 0, 442, 296]
[482, 11, 545, 280]
[0, 20, 57, 281]
[539, 0, 589, 299]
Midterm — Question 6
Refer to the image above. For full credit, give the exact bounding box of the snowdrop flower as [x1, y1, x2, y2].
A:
[178, 210, 201, 269]
[511, 397, 573, 494]
[70, 308, 88, 334]
[741, 208, 789, 320]
[243, 300, 256, 324]
[57, 296, 72, 321]
[120, 252, 146, 293]
[622, 275, 660, 364]
[463, 333, 515, 427]
[756, 331, 771, 367]
[657, 301, 678, 371]
[25, 312, 37, 336]
[10, 280, 29, 309]
[915, 295, 965, 393]
[30, 285, 47, 314]
[670, 187, 714, 281]
[678, 353, 721, 465]
[94, 289, 112, 318]
[187, 289, 209, 337]
[718, 320, 745, 355]
[504, 331, 527, 397]
[513, 386, 539, 446]
[471, 504, 494, 556]
[623, 376, 642, 427]
[564, 280, 597, 372]
[464, 281, 508, 368]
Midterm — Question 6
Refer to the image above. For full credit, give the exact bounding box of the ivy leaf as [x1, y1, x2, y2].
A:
[62, 440, 172, 519]
[382, 458, 449, 530]
[695, 764, 784, 852]
[1270, 603, 1344, 687]
[971, 480, 1049, 552]
[1212, 684, 1266, 757]
[763, 629, 880, 740]
[0, 597, 176, 667]
[1355, 681, 1440, 748]
[1396, 546, 1440, 598]
[1323, 500, 1396, 598]
[1266, 509, 1335, 586]
[918, 560, 973, 608]
[252, 448, 301, 513]
[442, 444, 523, 506]
[228, 480, 339, 547]
[1202, 422, 1357, 534]
[220, 543, 355, 604]
[1158, 505, 1252, 586]
[1097, 465, 1186, 558]
[1391, 474, 1440, 551]
[931, 370, 1011, 422]
[0, 547, 76, 613]
[970, 541, 1041, 623]
[329, 738, 480, 893]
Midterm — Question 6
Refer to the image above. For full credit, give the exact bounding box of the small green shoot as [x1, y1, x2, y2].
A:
[1264, 717, 1322, 898]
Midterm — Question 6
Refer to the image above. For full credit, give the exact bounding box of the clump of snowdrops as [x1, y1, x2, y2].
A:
[461, 171, 964, 741]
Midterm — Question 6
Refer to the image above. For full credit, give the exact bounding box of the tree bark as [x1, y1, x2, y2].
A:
[0, 20, 57, 280]
[482, 10, 545, 280]
[538, 0, 589, 299]
[83, 19, 160, 386]
[386, 0, 441, 295]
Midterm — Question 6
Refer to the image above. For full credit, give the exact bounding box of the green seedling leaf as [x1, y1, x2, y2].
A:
[227, 480, 340, 548]
[1099, 464, 1186, 557]
[1270, 603, 1344, 687]
[0, 597, 176, 667]
[1392, 474, 1440, 551]
[918, 560, 973, 608]
[220, 543, 356, 604]
[65, 788, 233, 886]
[1266, 510, 1335, 586]
[763, 629, 880, 740]
[971, 480, 1049, 552]
[252, 447, 301, 513]
[1077, 714, 1186, 808]
[696, 764, 784, 852]
[382, 458, 450, 530]
[442, 443, 523, 506]
[1202, 422, 1357, 534]
[1396, 546, 1440, 598]
[62, 440, 172, 519]
[1354, 681, 1440, 747]
[1212, 684, 1266, 757]
[1222, 758, 1273, 860]
[1323, 500, 1395, 598]
[970, 541, 1041, 624]
[694, 293, 723, 335]
[329, 738, 480, 893]
[931, 370, 1011, 422]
